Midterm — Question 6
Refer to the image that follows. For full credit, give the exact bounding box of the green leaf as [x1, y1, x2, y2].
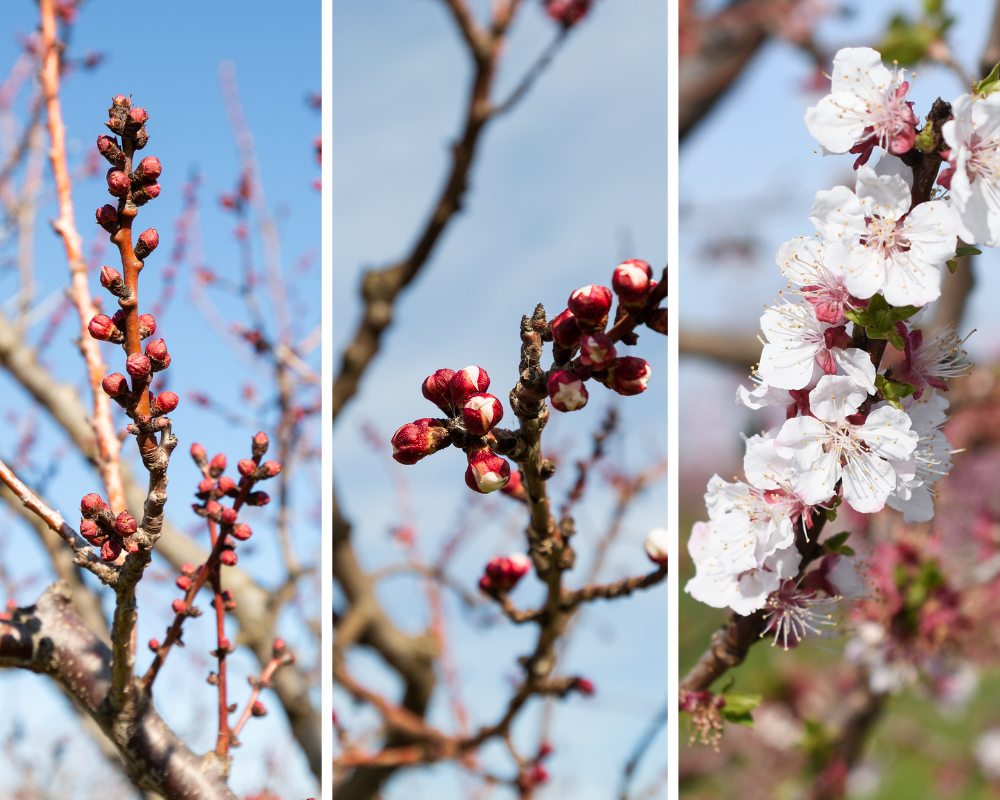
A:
[844, 308, 871, 327]
[887, 305, 921, 324]
[839, 546, 856, 556]
[867, 294, 890, 316]
[825, 507, 838, 522]
[877, 16, 941, 65]
[876, 374, 918, 409]
[923, 0, 943, 14]
[720, 692, 762, 728]
[956, 245, 982, 258]
[823, 531, 852, 554]
[947, 259, 958, 273]
[976, 62, 1000, 97]
[888, 330, 906, 352]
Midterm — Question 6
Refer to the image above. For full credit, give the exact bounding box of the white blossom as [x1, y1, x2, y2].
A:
[942, 91, 1000, 247]
[886, 391, 953, 523]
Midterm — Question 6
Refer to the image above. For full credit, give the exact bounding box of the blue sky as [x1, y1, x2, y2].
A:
[0, 3, 320, 797]
[333, 1, 668, 798]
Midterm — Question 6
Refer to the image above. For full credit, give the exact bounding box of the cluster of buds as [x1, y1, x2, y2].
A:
[478, 553, 532, 594]
[78, 492, 139, 563]
[546, 261, 657, 413]
[516, 743, 553, 797]
[95, 95, 160, 235]
[391, 366, 514, 494]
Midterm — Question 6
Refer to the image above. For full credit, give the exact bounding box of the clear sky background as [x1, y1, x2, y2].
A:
[678, 0, 1000, 505]
[333, 1, 668, 797]
[0, 3, 320, 797]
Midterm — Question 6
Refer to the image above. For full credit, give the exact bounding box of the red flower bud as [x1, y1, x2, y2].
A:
[579, 333, 617, 369]
[145, 338, 168, 362]
[101, 372, 129, 397]
[106, 168, 130, 197]
[252, 431, 270, 457]
[190, 443, 207, 467]
[95, 204, 119, 233]
[391, 419, 451, 465]
[135, 228, 159, 258]
[421, 368, 456, 413]
[478, 575, 493, 593]
[114, 511, 137, 537]
[172, 598, 187, 614]
[139, 313, 156, 338]
[148, 638, 160, 652]
[612, 259, 653, 303]
[259, 461, 282, 478]
[238, 459, 256, 477]
[464, 446, 511, 494]
[128, 106, 148, 127]
[100, 265, 124, 292]
[500, 468, 526, 501]
[484, 553, 532, 592]
[126, 352, 151, 380]
[648, 307, 668, 335]
[538, 742, 554, 759]
[449, 366, 490, 406]
[154, 391, 179, 414]
[218, 637, 231, 652]
[603, 356, 651, 396]
[246, 491, 270, 506]
[197, 478, 215, 495]
[550, 308, 583, 348]
[79, 519, 99, 542]
[251, 701, 267, 717]
[96, 134, 124, 167]
[231, 524, 252, 541]
[221, 507, 238, 524]
[573, 677, 595, 696]
[547, 370, 589, 412]
[205, 500, 223, 517]
[101, 538, 122, 563]
[88, 314, 116, 341]
[209, 453, 226, 472]
[133, 182, 161, 206]
[568, 285, 612, 327]
[218, 476, 237, 494]
[220, 549, 238, 566]
[463, 393, 504, 436]
[133, 156, 162, 182]
[80, 493, 106, 518]
[181, 562, 197, 576]
[176, 575, 191, 591]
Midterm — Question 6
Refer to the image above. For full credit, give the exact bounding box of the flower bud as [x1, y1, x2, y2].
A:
[145, 339, 171, 372]
[95, 204, 119, 233]
[251, 701, 267, 717]
[133, 126, 149, 150]
[197, 478, 215, 496]
[88, 314, 117, 341]
[273, 638, 287, 656]
[644, 528, 668, 565]
[421, 368, 456, 413]
[106, 168, 129, 197]
[182, 563, 197, 577]
[111, 309, 127, 331]
[449, 366, 490, 406]
[101, 538, 122, 563]
[547, 370, 589, 412]
[100, 265, 125, 294]
[172, 598, 187, 614]
[80, 493, 106, 519]
[484, 553, 532, 592]
[260, 461, 282, 478]
[101, 372, 129, 398]
[132, 182, 161, 206]
[139, 313, 157, 339]
[603, 356, 651, 396]
[153, 391, 179, 415]
[231, 524, 252, 541]
[464, 446, 511, 494]
[238, 459, 256, 477]
[252, 431, 270, 457]
[126, 353, 151, 380]
[391, 419, 451, 465]
[190, 443, 207, 466]
[96, 134, 125, 167]
[500, 468, 526, 501]
[134, 228, 159, 258]
[478, 575, 493, 593]
[573, 677, 595, 696]
[648, 307, 668, 335]
[205, 500, 223, 518]
[114, 511, 137, 538]
[550, 309, 583, 348]
[176, 575, 191, 591]
[148, 638, 160, 652]
[568, 285, 613, 327]
[463, 393, 504, 436]
[221, 507, 239, 525]
[220, 549, 238, 566]
[579, 333, 617, 369]
[612, 259, 653, 304]
[132, 156, 162, 183]
[79, 519, 99, 542]
[218, 476, 237, 494]
[246, 491, 270, 506]
[127, 106, 148, 129]
[222, 590, 236, 610]
[210, 453, 227, 475]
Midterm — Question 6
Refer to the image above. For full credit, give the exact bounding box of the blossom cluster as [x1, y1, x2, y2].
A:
[686, 47, 976, 644]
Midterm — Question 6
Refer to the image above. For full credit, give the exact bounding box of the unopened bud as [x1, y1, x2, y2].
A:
[463, 393, 504, 436]
[127, 106, 148, 129]
[547, 370, 589, 412]
[579, 333, 617, 370]
[221, 507, 238, 525]
[148, 638, 160, 652]
[644, 528, 668, 565]
[500, 468, 526, 501]
[99, 265, 125, 295]
[139, 313, 156, 339]
[484, 553, 532, 592]
[238, 459, 256, 477]
[88, 314, 117, 341]
[573, 677, 595, 696]
[421, 368, 457, 413]
[172, 599, 187, 614]
[210, 453, 227, 475]
[145, 339, 171, 371]
[612, 259, 653, 304]
[132, 156, 162, 183]
[251, 701, 267, 717]
[252, 431, 269, 457]
[246, 491, 270, 507]
[205, 500, 223, 518]
[464, 446, 511, 494]
[96, 134, 125, 167]
[133, 126, 149, 150]
[132, 182, 161, 206]
[568, 285, 613, 328]
[114, 511, 137, 537]
[153, 391, 179, 415]
[258, 461, 282, 479]
[207, 672, 219, 685]
[176, 575, 192, 592]
[79, 519, 99, 542]
[181, 562, 197, 576]
[449, 366, 490, 406]
[101, 373, 130, 397]
[190, 443, 207, 466]
[273, 638, 287, 656]
[602, 356, 651, 396]
[134, 228, 159, 258]
[106, 168, 129, 197]
[550, 309, 583, 348]
[101, 538, 122, 563]
[220, 549, 238, 566]
[218, 476, 237, 494]
[95, 204, 119, 233]
[197, 479, 214, 496]
[231, 524, 252, 541]
[126, 353, 151, 380]
[391, 419, 451, 465]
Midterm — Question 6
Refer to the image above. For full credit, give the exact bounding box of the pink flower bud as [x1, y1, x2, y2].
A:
[231, 524, 252, 541]
[205, 500, 223, 518]
[238, 459, 256, 477]
[172, 599, 187, 614]
[102, 373, 129, 397]
[259, 461, 282, 478]
[573, 677, 595, 696]
[79, 519, 99, 542]
[197, 478, 214, 495]
[391, 419, 451, 465]
[114, 511, 137, 537]
[133, 156, 162, 182]
[463, 393, 504, 436]
[126, 352, 151, 380]
[111, 309, 127, 331]
[603, 356, 651, 396]
[210, 453, 227, 473]
[422, 368, 456, 413]
[101, 538, 122, 563]
[218, 637, 231, 652]
[95, 204, 119, 233]
[644, 528, 668, 565]
[190, 443, 207, 465]
[218, 476, 237, 494]
[579, 333, 617, 369]
[106, 168, 129, 197]
[547, 370, 589, 412]
[96, 134, 124, 167]
[133, 182, 161, 206]
[550, 309, 583, 348]
[135, 228, 159, 258]
[128, 106, 148, 127]
[221, 507, 238, 524]
[252, 431, 270, 456]
[139, 313, 156, 338]
[154, 391, 179, 414]
[220, 549, 238, 566]
[273, 638, 287, 657]
[500, 468, 526, 501]
[88, 314, 116, 341]
[464, 446, 511, 494]
[246, 491, 270, 506]
[251, 701, 267, 717]
[612, 259, 653, 303]
[100, 265, 124, 292]
[176, 575, 191, 591]
[145, 338, 169, 366]
[148, 638, 160, 652]
[449, 366, 490, 406]
[568, 285, 612, 327]
[181, 562, 197, 576]
[648, 307, 668, 335]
